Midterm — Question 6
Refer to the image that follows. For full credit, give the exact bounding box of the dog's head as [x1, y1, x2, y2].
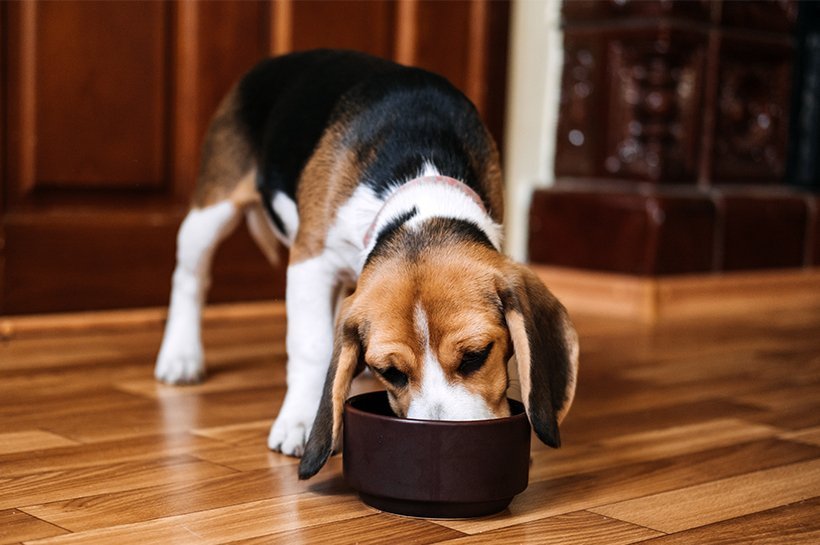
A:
[298, 223, 578, 479]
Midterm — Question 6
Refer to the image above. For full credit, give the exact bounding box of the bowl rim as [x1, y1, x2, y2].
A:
[344, 390, 528, 427]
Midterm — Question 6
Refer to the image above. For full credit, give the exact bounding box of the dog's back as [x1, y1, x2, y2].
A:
[231, 50, 503, 230]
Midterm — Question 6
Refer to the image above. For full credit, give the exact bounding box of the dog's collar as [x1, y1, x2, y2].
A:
[363, 175, 486, 248]
[361, 175, 501, 266]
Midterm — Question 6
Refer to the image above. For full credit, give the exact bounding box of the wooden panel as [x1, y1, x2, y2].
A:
[195, 1, 269, 126]
[173, 0, 270, 197]
[1, 0, 509, 315]
[287, 0, 395, 58]
[712, 36, 794, 184]
[556, 28, 707, 183]
[33, 1, 169, 190]
[395, 0, 474, 103]
[396, 0, 509, 147]
[3, 205, 178, 314]
[556, 1, 796, 187]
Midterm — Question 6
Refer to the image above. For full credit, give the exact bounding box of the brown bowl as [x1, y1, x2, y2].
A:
[343, 391, 531, 518]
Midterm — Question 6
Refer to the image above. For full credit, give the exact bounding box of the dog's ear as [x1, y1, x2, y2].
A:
[498, 262, 578, 448]
[298, 299, 363, 479]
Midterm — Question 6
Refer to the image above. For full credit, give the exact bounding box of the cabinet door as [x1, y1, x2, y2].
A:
[1, 0, 509, 315]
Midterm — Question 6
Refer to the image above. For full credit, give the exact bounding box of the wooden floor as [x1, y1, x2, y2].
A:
[2, 300, 819, 544]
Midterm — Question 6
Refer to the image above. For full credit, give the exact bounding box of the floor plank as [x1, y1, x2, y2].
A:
[434, 439, 820, 535]
[0, 510, 66, 545]
[224, 514, 465, 545]
[0, 431, 79, 455]
[529, 418, 779, 481]
[636, 497, 820, 544]
[592, 458, 820, 533]
[21, 461, 341, 532]
[1, 456, 235, 510]
[435, 511, 662, 544]
[0, 433, 222, 477]
[23, 495, 375, 545]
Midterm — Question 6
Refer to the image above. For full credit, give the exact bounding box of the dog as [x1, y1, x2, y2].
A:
[154, 49, 578, 479]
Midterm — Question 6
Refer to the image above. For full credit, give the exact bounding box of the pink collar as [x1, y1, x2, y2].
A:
[363, 175, 486, 248]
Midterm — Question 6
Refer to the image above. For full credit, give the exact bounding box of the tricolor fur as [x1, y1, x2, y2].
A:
[154, 50, 578, 479]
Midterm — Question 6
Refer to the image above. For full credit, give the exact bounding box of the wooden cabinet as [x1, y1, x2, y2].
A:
[1, 0, 510, 314]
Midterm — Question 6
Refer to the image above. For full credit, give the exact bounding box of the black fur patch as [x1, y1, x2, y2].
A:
[363, 207, 418, 268]
[232, 50, 496, 223]
[365, 216, 495, 269]
[258, 187, 289, 239]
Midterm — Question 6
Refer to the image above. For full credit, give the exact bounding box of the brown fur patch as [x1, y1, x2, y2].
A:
[352, 241, 513, 417]
[474, 129, 505, 224]
[192, 86, 257, 209]
[289, 121, 364, 264]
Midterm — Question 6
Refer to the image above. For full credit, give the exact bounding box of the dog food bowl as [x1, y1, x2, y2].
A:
[343, 391, 531, 518]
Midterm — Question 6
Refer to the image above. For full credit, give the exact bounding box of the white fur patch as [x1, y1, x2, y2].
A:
[155, 201, 240, 384]
[406, 305, 495, 421]
[271, 192, 300, 246]
[269, 187, 384, 455]
[361, 170, 503, 267]
[326, 184, 384, 276]
[268, 254, 338, 456]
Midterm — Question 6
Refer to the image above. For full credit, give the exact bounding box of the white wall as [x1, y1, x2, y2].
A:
[503, 0, 563, 261]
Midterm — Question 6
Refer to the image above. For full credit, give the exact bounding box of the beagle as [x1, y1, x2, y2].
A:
[154, 50, 578, 479]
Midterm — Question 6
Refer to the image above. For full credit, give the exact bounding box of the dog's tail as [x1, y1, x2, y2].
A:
[245, 204, 284, 267]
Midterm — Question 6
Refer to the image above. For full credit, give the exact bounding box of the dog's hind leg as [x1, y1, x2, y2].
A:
[155, 90, 256, 384]
[155, 198, 243, 383]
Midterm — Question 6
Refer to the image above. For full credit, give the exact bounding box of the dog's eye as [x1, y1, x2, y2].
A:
[378, 366, 408, 388]
[458, 342, 494, 376]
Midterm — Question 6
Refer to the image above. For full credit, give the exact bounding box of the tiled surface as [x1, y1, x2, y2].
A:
[716, 191, 808, 270]
[529, 184, 816, 275]
[556, 0, 796, 187]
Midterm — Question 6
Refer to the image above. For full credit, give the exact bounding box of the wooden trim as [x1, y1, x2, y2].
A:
[534, 266, 820, 324]
[9, 266, 818, 338]
[0, 300, 285, 341]
[5, 0, 38, 203]
[466, 0, 488, 112]
[8, 267, 818, 340]
[171, 0, 199, 199]
[272, 0, 292, 55]
[394, 0, 417, 65]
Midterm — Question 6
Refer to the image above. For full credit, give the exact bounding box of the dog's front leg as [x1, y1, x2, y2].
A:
[269, 255, 338, 456]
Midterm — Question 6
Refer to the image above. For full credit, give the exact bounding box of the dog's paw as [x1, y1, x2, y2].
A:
[268, 397, 319, 457]
[154, 347, 205, 385]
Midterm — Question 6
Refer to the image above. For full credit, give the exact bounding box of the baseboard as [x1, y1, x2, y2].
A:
[5, 267, 819, 338]
[533, 266, 820, 323]
[0, 300, 285, 340]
